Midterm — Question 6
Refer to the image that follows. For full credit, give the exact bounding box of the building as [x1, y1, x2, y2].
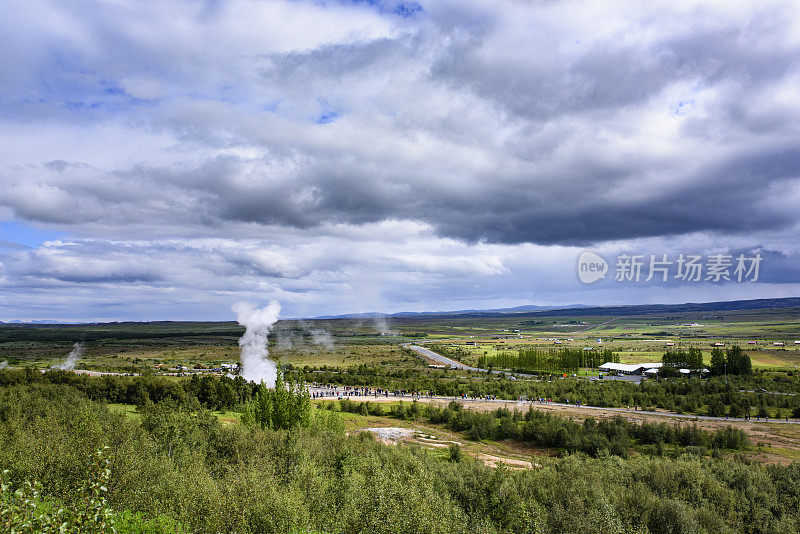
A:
[599, 362, 662, 375]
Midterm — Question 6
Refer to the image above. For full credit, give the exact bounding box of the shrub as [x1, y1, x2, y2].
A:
[448, 443, 464, 463]
[0, 448, 117, 534]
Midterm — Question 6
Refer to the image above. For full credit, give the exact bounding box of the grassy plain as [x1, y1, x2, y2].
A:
[1, 303, 799, 372]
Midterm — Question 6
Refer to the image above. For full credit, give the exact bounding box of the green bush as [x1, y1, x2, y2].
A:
[1, 448, 116, 533]
[240, 376, 310, 430]
[0, 382, 796, 534]
[448, 443, 463, 463]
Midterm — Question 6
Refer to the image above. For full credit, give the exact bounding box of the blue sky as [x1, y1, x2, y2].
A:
[1, 0, 799, 322]
[0, 222, 63, 249]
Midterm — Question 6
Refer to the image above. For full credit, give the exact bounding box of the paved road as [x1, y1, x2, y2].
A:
[404, 344, 534, 378]
[404, 344, 483, 371]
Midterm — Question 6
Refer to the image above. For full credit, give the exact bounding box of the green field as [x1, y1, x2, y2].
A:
[2, 302, 799, 373]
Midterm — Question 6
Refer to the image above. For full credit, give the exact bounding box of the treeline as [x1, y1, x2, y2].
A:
[0, 324, 242, 343]
[301, 365, 800, 418]
[480, 347, 619, 373]
[661, 345, 753, 376]
[1, 382, 798, 533]
[335, 399, 749, 458]
[710, 345, 753, 375]
[1, 365, 798, 420]
[0, 368, 259, 411]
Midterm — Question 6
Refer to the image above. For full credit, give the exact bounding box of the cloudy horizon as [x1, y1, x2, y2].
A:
[2, 0, 800, 322]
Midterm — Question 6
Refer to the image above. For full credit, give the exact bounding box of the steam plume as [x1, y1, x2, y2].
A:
[309, 328, 334, 350]
[275, 326, 295, 350]
[54, 342, 83, 370]
[0, 361, 8, 370]
[374, 316, 396, 336]
[232, 300, 281, 386]
[299, 320, 334, 350]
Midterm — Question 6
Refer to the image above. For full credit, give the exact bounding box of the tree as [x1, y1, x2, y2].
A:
[662, 349, 703, 370]
[448, 443, 463, 462]
[708, 400, 726, 417]
[710, 348, 726, 376]
[241, 374, 310, 430]
[662, 350, 682, 368]
[726, 346, 751, 376]
[686, 348, 704, 370]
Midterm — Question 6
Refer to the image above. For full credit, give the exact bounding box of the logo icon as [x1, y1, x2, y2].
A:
[578, 251, 608, 284]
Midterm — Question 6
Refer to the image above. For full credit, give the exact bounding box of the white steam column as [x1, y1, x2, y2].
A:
[54, 342, 84, 370]
[232, 300, 281, 386]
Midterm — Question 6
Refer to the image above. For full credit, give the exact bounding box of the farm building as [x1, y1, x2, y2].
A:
[599, 362, 662, 375]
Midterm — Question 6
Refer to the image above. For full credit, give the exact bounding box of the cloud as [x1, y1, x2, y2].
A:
[0, 0, 799, 319]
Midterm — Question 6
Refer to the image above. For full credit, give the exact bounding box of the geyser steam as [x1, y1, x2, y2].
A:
[54, 342, 83, 370]
[374, 316, 396, 336]
[232, 300, 281, 386]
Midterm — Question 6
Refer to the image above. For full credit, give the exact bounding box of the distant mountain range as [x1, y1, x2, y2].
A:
[313, 297, 800, 320]
[3, 297, 798, 325]
[311, 304, 588, 319]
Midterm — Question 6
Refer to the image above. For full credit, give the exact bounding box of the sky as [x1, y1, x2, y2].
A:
[1, 0, 800, 322]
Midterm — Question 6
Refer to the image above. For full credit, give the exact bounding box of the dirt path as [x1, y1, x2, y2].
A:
[571, 317, 622, 333]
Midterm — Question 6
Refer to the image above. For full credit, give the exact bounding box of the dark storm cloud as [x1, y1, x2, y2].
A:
[430, 18, 799, 122]
[93, 143, 797, 246]
[3, 1, 796, 247]
[428, 145, 800, 245]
